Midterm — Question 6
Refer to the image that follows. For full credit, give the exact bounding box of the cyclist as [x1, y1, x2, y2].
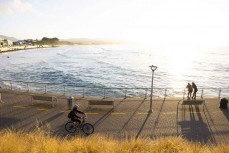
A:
[68, 104, 85, 125]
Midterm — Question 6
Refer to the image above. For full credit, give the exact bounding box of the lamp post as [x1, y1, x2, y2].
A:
[149, 65, 157, 113]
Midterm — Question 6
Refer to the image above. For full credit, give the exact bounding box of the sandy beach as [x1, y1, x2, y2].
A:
[0, 45, 52, 54]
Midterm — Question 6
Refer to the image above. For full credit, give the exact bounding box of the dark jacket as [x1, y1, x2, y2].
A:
[68, 109, 84, 120]
[186, 84, 193, 92]
[192, 83, 198, 92]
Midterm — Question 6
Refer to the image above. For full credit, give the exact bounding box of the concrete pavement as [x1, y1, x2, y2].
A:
[0, 91, 228, 144]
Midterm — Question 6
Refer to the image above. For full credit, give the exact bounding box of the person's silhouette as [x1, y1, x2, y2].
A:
[186, 83, 193, 99]
[192, 82, 198, 99]
[68, 104, 85, 125]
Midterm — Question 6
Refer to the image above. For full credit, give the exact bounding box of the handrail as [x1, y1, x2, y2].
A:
[0, 79, 228, 99]
[1, 79, 227, 89]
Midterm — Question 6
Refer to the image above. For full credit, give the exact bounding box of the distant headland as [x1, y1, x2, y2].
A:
[0, 35, 125, 53]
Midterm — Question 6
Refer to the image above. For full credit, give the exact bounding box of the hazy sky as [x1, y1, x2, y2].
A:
[1, 0, 229, 49]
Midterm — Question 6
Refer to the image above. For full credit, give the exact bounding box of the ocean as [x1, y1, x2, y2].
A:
[0, 45, 228, 98]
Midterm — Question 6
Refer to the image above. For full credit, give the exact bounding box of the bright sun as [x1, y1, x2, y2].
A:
[120, 0, 229, 53]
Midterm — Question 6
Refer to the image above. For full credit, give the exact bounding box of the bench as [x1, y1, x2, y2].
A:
[88, 100, 114, 108]
[31, 95, 57, 107]
[178, 99, 205, 111]
[180, 100, 204, 105]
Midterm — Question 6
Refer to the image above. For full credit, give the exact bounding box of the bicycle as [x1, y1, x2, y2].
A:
[65, 114, 94, 135]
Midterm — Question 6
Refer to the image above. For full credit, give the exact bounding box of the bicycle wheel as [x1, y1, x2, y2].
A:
[65, 121, 76, 133]
[82, 123, 94, 135]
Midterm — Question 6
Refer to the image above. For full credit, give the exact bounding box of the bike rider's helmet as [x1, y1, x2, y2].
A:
[73, 104, 79, 110]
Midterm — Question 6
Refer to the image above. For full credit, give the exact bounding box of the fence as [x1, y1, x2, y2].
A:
[0, 80, 228, 99]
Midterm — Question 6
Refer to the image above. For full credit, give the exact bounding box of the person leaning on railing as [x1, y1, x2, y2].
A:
[192, 82, 198, 99]
[186, 83, 193, 99]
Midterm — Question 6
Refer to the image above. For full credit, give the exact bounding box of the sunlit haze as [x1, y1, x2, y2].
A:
[1, 0, 229, 49]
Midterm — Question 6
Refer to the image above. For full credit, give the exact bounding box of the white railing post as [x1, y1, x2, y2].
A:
[218, 88, 221, 99]
[183, 89, 185, 100]
[63, 86, 66, 95]
[164, 89, 167, 99]
[82, 88, 85, 98]
[10, 81, 12, 90]
[144, 88, 147, 99]
[26, 83, 29, 92]
[103, 88, 106, 99]
[201, 89, 204, 99]
[44, 85, 47, 94]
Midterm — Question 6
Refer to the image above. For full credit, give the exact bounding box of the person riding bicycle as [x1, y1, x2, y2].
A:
[68, 104, 85, 125]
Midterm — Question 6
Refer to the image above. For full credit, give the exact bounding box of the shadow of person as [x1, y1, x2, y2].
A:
[177, 105, 215, 143]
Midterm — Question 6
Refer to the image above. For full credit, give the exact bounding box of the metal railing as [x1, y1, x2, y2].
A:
[0, 79, 228, 99]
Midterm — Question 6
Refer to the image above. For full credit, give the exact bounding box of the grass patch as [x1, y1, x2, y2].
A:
[0, 129, 229, 153]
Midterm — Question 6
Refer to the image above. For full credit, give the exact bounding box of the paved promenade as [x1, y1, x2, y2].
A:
[0, 90, 228, 144]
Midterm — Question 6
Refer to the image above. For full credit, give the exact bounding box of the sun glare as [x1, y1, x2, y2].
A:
[158, 45, 201, 89]
[124, 0, 229, 53]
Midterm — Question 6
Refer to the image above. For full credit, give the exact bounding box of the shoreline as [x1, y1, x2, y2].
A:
[0, 43, 123, 54]
[0, 45, 62, 54]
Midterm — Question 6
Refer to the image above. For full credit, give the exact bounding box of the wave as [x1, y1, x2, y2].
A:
[1, 45, 229, 94]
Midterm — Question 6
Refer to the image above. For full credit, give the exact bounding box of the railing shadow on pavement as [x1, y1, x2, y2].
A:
[202, 101, 229, 144]
[135, 99, 166, 139]
[32, 112, 66, 137]
[0, 104, 32, 118]
[150, 99, 166, 138]
[221, 109, 229, 121]
[19, 109, 57, 131]
[135, 113, 151, 139]
[92, 100, 124, 128]
[0, 92, 56, 130]
[118, 99, 146, 134]
[44, 112, 64, 124]
[0, 117, 20, 130]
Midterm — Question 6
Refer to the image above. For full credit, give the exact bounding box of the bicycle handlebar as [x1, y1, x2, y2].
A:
[81, 113, 87, 119]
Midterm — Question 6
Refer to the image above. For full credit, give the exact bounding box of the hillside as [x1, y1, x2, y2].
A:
[40, 37, 74, 45]
[0, 35, 18, 41]
[64, 38, 125, 45]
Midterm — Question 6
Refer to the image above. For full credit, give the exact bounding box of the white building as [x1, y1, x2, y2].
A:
[3, 39, 13, 46]
[0, 37, 3, 47]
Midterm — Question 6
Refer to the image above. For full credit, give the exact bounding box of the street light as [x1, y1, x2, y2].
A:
[149, 65, 157, 113]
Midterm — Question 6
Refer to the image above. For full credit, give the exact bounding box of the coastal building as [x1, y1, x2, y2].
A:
[0, 37, 4, 47]
[32, 39, 39, 44]
[24, 39, 33, 45]
[14, 40, 27, 45]
[3, 39, 13, 46]
[24, 39, 40, 46]
[14, 39, 39, 45]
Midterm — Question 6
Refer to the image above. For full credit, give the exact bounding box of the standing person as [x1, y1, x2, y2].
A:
[192, 82, 198, 99]
[186, 83, 193, 99]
